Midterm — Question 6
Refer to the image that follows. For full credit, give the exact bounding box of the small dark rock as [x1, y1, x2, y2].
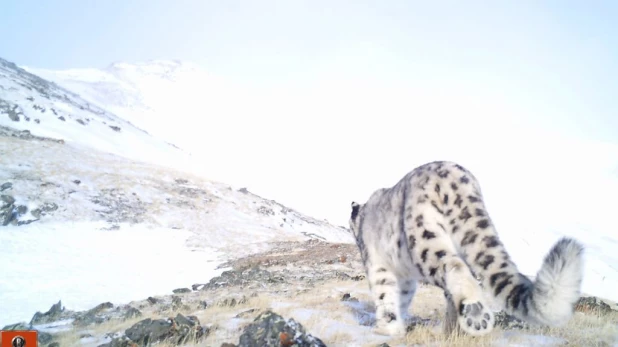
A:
[147, 297, 159, 305]
[238, 188, 249, 194]
[109, 125, 121, 132]
[0, 194, 15, 208]
[16, 205, 28, 215]
[192, 283, 205, 291]
[48, 342, 60, 347]
[73, 180, 81, 185]
[58, 116, 65, 121]
[173, 288, 191, 294]
[197, 300, 208, 310]
[221, 343, 238, 347]
[171, 296, 183, 310]
[0, 182, 12, 192]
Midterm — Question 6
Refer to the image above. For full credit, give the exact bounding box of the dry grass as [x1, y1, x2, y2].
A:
[37, 277, 618, 347]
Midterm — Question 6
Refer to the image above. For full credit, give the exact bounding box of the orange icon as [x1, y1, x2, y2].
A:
[1, 330, 38, 347]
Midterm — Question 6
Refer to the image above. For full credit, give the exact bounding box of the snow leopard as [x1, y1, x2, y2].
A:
[349, 161, 584, 337]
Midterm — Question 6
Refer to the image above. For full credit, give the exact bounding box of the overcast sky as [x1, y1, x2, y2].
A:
[2, 1, 617, 226]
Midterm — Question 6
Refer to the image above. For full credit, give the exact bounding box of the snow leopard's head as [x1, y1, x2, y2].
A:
[349, 201, 363, 238]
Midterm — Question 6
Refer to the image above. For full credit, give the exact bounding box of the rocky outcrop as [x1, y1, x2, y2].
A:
[0, 193, 32, 226]
[100, 314, 209, 347]
[236, 311, 326, 347]
[0, 125, 65, 144]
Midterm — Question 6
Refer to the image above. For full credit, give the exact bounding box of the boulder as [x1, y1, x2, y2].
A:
[237, 310, 325, 347]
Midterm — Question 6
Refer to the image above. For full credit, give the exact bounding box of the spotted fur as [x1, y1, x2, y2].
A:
[349, 161, 584, 337]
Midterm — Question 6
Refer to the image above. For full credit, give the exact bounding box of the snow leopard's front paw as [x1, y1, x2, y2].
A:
[457, 299, 495, 336]
[373, 312, 407, 337]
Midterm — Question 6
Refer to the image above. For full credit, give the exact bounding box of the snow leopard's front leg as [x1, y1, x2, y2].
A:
[367, 265, 408, 336]
[398, 277, 417, 322]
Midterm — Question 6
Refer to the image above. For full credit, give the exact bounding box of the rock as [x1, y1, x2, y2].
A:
[0, 182, 12, 191]
[109, 125, 121, 132]
[30, 300, 65, 325]
[204, 266, 285, 290]
[257, 206, 275, 216]
[172, 296, 183, 310]
[173, 288, 191, 294]
[124, 313, 208, 345]
[237, 310, 326, 347]
[197, 300, 208, 310]
[221, 343, 238, 347]
[97, 336, 135, 347]
[16, 205, 28, 215]
[48, 342, 60, 347]
[0, 194, 15, 208]
[123, 307, 142, 320]
[73, 180, 81, 185]
[576, 296, 613, 315]
[147, 297, 159, 305]
[38, 331, 54, 344]
[192, 283, 205, 291]
[72, 302, 115, 327]
[31, 202, 59, 219]
[238, 187, 249, 194]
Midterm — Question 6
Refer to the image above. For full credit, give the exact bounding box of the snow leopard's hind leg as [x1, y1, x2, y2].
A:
[408, 206, 495, 336]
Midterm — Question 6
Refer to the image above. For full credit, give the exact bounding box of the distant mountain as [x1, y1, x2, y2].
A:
[0, 57, 189, 168]
[24, 60, 230, 155]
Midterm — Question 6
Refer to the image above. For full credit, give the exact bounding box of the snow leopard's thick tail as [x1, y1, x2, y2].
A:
[493, 237, 584, 327]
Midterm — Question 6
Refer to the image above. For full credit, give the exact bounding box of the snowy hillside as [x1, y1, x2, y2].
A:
[0, 57, 189, 168]
[0, 57, 354, 328]
[0, 131, 353, 327]
[24, 60, 229, 153]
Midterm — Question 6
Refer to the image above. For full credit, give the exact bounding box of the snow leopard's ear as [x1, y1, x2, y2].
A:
[351, 201, 361, 221]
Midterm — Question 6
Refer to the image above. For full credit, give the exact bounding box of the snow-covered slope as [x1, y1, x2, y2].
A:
[0, 56, 354, 327]
[0, 58, 189, 168]
[24, 60, 231, 153]
[0, 132, 353, 327]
